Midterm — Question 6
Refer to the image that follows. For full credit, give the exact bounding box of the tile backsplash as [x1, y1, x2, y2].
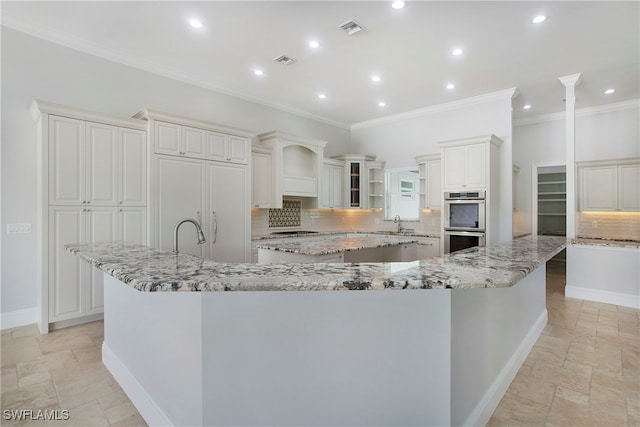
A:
[253, 205, 441, 237]
[577, 212, 640, 241]
[267, 199, 301, 228]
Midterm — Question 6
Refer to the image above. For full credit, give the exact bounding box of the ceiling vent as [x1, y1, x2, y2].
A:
[339, 19, 365, 35]
[274, 55, 296, 65]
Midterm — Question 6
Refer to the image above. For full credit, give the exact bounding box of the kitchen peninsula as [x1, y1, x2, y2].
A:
[68, 235, 566, 427]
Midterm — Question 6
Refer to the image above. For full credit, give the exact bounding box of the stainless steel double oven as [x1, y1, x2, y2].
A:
[443, 190, 486, 253]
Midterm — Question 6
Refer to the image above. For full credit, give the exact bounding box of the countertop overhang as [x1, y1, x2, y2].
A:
[66, 235, 567, 292]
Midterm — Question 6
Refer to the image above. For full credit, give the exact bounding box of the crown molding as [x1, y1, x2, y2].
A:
[513, 99, 640, 127]
[1, 19, 351, 130]
[351, 88, 518, 131]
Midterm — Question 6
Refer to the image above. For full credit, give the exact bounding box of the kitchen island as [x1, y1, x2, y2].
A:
[67, 235, 566, 427]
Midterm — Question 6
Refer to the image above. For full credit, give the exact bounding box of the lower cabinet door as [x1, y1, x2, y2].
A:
[49, 207, 117, 322]
[49, 207, 84, 322]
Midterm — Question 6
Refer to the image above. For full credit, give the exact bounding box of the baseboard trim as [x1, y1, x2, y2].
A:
[102, 343, 174, 427]
[565, 286, 640, 309]
[463, 309, 548, 427]
[1, 307, 38, 330]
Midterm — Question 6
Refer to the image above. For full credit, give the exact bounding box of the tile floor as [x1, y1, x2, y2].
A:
[1, 260, 638, 426]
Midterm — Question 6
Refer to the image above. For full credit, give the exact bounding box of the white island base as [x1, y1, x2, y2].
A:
[102, 266, 547, 427]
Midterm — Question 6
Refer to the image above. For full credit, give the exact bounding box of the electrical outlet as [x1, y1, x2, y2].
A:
[591, 221, 598, 228]
[7, 223, 32, 234]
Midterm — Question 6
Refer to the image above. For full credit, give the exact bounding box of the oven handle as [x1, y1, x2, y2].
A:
[444, 230, 486, 237]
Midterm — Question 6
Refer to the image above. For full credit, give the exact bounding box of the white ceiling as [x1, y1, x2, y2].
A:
[2, 1, 638, 127]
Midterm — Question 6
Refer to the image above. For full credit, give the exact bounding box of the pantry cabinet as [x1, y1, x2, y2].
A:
[578, 159, 640, 212]
[441, 143, 487, 190]
[320, 158, 345, 209]
[33, 100, 149, 332]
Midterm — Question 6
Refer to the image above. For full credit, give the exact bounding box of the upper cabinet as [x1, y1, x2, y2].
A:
[256, 131, 327, 208]
[320, 158, 345, 209]
[578, 159, 640, 212]
[48, 115, 146, 207]
[415, 154, 441, 210]
[134, 109, 252, 165]
[439, 136, 501, 191]
[251, 146, 273, 208]
[331, 154, 379, 209]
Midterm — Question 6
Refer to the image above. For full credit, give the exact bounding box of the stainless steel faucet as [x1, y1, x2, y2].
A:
[394, 214, 402, 233]
[173, 218, 206, 253]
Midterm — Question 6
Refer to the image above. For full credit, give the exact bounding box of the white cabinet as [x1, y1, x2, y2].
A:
[251, 150, 273, 208]
[257, 131, 327, 208]
[368, 161, 386, 210]
[332, 154, 378, 209]
[156, 156, 206, 257]
[154, 121, 206, 158]
[441, 143, 487, 190]
[207, 132, 250, 164]
[49, 206, 118, 321]
[579, 160, 640, 212]
[415, 154, 441, 210]
[208, 162, 250, 262]
[320, 159, 344, 209]
[49, 116, 146, 206]
[34, 100, 149, 332]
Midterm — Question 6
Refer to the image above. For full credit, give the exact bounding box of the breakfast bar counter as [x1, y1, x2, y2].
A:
[68, 235, 566, 427]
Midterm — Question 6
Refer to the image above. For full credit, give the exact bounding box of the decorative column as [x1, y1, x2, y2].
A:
[558, 73, 582, 239]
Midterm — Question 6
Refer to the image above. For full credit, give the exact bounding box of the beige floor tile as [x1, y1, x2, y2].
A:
[546, 394, 627, 427]
[38, 331, 94, 355]
[545, 325, 596, 347]
[104, 401, 139, 424]
[1, 381, 58, 411]
[566, 341, 622, 375]
[71, 344, 101, 362]
[554, 385, 589, 406]
[1, 339, 42, 367]
[502, 372, 556, 406]
[16, 349, 74, 379]
[62, 400, 109, 426]
[628, 395, 639, 426]
[98, 388, 130, 411]
[488, 391, 549, 426]
[109, 413, 148, 427]
[1, 366, 18, 393]
[622, 348, 639, 376]
[530, 359, 593, 395]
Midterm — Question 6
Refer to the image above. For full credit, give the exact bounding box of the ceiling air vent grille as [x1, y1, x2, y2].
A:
[274, 55, 296, 65]
[339, 19, 365, 35]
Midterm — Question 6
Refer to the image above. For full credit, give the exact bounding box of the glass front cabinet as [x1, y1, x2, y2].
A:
[332, 154, 383, 209]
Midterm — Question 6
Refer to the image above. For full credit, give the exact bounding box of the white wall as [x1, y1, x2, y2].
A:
[0, 27, 350, 319]
[350, 92, 515, 243]
[513, 102, 640, 235]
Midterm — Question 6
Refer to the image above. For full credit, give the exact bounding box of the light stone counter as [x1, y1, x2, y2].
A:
[68, 235, 566, 427]
[66, 235, 566, 292]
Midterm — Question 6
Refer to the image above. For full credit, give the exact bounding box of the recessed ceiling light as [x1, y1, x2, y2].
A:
[378, 101, 387, 107]
[308, 41, 320, 49]
[446, 83, 455, 90]
[523, 104, 532, 110]
[452, 48, 463, 56]
[392, 1, 406, 9]
[605, 88, 615, 94]
[189, 19, 203, 29]
[532, 15, 547, 24]
[318, 93, 327, 99]
[371, 75, 382, 82]
[253, 69, 264, 76]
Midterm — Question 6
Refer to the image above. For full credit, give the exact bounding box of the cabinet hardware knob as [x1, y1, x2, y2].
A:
[119, 201, 122, 204]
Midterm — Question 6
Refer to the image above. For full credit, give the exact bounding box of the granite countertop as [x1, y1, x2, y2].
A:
[255, 234, 420, 256]
[66, 235, 566, 292]
[572, 237, 640, 249]
[251, 231, 441, 241]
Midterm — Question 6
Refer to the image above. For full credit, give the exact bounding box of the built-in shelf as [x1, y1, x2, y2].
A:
[538, 172, 566, 237]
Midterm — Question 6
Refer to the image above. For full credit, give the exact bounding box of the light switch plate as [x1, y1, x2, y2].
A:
[7, 223, 31, 234]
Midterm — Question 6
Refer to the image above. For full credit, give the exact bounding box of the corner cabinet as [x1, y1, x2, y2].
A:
[415, 154, 441, 210]
[134, 109, 254, 263]
[32, 100, 148, 333]
[578, 159, 640, 212]
[331, 154, 380, 209]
